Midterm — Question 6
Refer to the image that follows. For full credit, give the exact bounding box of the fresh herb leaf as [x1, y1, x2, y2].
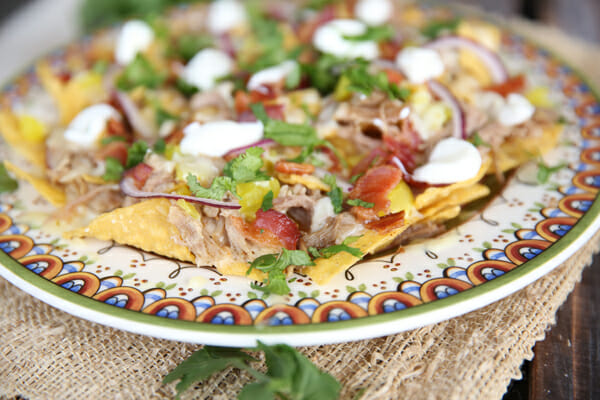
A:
[126, 141, 149, 169]
[248, 249, 315, 295]
[239, 342, 341, 400]
[0, 163, 18, 193]
[323, 174, 343, 214]
[175, 77, 199, 97]
[421, 18, 461, 39]
[153, 138, 166, 154]
[223, 147, 268, 183]
[92, 59, 109, 74]
[344, 25, 394, 42]
[350, 173, 363, 184]
[285, 62, 302, 90]
[187, 175, 236, 200]
[537, 161, 567, 184]
[261, 190, 274, 211]
[101, 136, 127, 145]
[171, 34, 213, 62]
[251, 103, 320, 147]
[155, 107, 178, 127]
[244, 6, 287, 72]
[347, 199, 374, 208]
[304, 54, 349, 94]
[102, 157, 125, 182]
[342, 236, 362, 245]
[470, 132, 491, 148]
[305, 0, 341, 10]
[310, 236, 364, 259]
[163, 346, 256, 399]
[342, 62, 410, 101]
[116, 54, 166, 91]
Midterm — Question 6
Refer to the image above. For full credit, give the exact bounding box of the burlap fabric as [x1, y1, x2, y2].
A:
[1, 12, 600, 400]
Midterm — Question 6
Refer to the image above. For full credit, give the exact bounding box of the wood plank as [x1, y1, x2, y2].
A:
[528, 254, 600, 399]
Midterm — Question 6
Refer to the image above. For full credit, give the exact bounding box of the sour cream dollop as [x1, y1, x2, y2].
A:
[247, 60, 298, 91]
[396, 47, 445, 84]
[354, 0, 393, 26]
[313, 19, 379, 60]
[311, 197, 336, 233]
[412, 137, 482, 185]
[115, 20, 155, 65]
[497, 93, 535, 126]
[64, 104, 121, 148]
[181, 48, 234, 91]
[207, 0, 247, 34]
[180, 121, 264, 157]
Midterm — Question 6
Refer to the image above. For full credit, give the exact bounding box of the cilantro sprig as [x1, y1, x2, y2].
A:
[187, 147, 268, 200]
[163, 341, 340, 400]
[342, 62, 410, 101]
[343, 25, 394, 43]
[0, 162, 18, 193]
[421, 18, 461, 39]
[116, 54, 166, 91]
[248, 249, 315, 296]
[251, 103, 320, 147]
[322, 174, 343, 214]
[347, 199, 374, 208]
[309, 236, 364, 259]
[537, 160, 567, 184]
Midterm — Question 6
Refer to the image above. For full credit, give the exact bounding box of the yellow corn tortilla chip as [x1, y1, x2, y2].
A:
[4, 161, 66, 207]
[217, 260, 268, 282]
[65, 198, 196, 263]
[419, 183, 490, 219]
[302, 224, 412, 285]
[0, 110, 46, 169]
[276, 172, 330, 192]
[493, 123, 563, 173]
[415, 157, 492, 210]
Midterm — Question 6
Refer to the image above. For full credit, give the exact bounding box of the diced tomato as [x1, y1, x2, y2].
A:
[124, 163, 154, 189]
[379, 41, 402, 62]
[253, 209, 301, 250]
[350, 148, 389, 178]
[365, 211, 405, 233]
[56, 71, 72, 83]
[349, 165, 403, 214]
[96, 141, 128, 166]
[383, 67, 405, 85]
[238, 104, 285, 122]
[106, 118, 129, 137]
[234, 88, 279, 114]
[486, 75, 526, 97]
[274, 160, 315, 175]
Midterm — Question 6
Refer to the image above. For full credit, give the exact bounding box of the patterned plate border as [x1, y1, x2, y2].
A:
[1, 15, 600, 346]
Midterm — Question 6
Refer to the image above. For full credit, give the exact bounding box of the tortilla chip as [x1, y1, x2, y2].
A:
[4, 161, 66, 207]
[493, 123, 563, 173]
[419, 183, 490, 219]
[276, 172, 330, 192]
[302, 224, 411, 285]
[217, 259, 268, 282]
[415, 157, 492, 210]
[0, 110, 46, 169]
[65, 198, 196, 263]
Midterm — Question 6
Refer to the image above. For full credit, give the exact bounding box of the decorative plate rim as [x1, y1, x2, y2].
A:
[1, 15, 600, 346]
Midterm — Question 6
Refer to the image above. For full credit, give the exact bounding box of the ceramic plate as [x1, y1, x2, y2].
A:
[1, 11, 599, 347]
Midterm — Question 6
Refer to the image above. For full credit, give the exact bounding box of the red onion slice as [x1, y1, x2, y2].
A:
[222, 138, 277, 159]
[424, 36, 509, 84]
[426, 80, 466, 139]
[115, 91, 155, 140]
[120, 177, 241, 209]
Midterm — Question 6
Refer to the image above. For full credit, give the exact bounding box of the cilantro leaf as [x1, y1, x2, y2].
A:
[251, 103, 320, 147]
[421, 18, 461, 39]
[175, 77, 199, 97]
[0, 162, 18, 193]
[153, 138, 166, 154]
[223, 147, 268, 183]
[102, 157, 125, 182]
[537, 161, 567, 184]
[155, 107, 178, 127]
[304, 54, 349, 94]
[469, 132, 491, 148]
[285, 62, 302, 90]
[171, 33, 213, 62]
[187, 175, 236, 200]
[116, 54, 165, 91]
[323, 174, 343, 214]
[164, 342, 340, 400]
[92, 59, 109, 74]
[126, 141, 149, 169]
[344, 25, 394, 42]
[100, 136, 127, 145]
[261, 190, 274, 211]
[163, 346, 256, 399]
[342, 62, 410, 101]
[347, 199, 374, 208]
[248, 249, 314, 295]
[238, 342, 341, 400]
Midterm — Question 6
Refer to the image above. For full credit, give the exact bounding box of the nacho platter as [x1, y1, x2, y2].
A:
[0, 1, 599, 346]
